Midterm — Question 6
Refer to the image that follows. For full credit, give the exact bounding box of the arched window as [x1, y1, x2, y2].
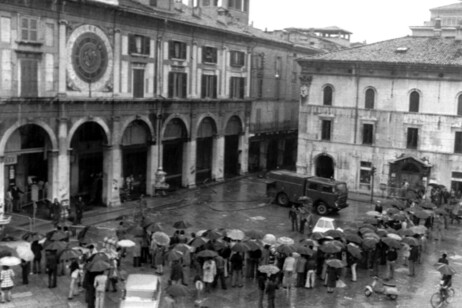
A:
[409, 91, 420, 112]
[365, 88, 375, 109]
[323, 85, 333, 106]
[458, 95, 462, 116]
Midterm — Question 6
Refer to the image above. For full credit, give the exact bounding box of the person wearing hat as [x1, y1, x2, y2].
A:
[374, 200, 383, 214]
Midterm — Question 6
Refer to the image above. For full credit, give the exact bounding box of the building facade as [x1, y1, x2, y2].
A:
[297, 34, 462, 196]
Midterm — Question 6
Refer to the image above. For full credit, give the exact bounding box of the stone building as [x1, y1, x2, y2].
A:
[0, 0, 322, 212]
[297, 33, 462, 196]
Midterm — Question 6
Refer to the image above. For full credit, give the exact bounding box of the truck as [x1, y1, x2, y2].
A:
[266, 170, 349, 215]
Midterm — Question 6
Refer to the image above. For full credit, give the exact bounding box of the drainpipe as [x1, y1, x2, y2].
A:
[353, 64, 360, 144]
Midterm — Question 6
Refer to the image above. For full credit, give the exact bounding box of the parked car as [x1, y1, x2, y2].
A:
[266, 170, 349, 215]
[120, 274, 162, 308]
[312, 217, 342, 234]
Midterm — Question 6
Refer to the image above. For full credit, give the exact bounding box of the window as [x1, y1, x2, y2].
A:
[409, 91, 420, 112]
[308, 183, 318, 190]
[257, 78, 263, 98]
[321, 120, 332, 141]
[201, 75, 217, 98]
[455, 132, 462, 153]
[133, 69, 145, 98]
[169, 41, 187, 60]
[406, 127, 419, 149]
[168, 72, 187, 98]
[150, 0, 157, 6]
[20, 17, 38, 42]
[362, 124, 374, 145]
[365, 88, 375, 109]
[244, 0, 249, 11]
[252, 54, 263, 69]
[323, 85, 333, 106]
[360, 161, 372, 188]
[230, 51, 245, 67]
[202, 0, 211, 5]
[458, 95, 462, 116]
[202, 47, 217, 64]
[21, 59, 38, 97]
[230, 77, 245, 99]
[129, 35, 150, 55]
[275, 56, 282, 78]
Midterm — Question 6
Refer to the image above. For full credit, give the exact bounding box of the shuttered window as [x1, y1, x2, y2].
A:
[230, 77, 245, 99]
[406, 128, 418, 149]
[230, 51, 245, 67]
[321, 120, 332, 141]
[202, 47, 217, 64]
[133, 69, 145, 98]
[129, 35, 150, 55]
[201, 75, 217, 98]
[21, 59, 38, 97]
[323, 85, 333, 106]
[458, 96, 462, 116]
[362, 124, 374, 145]
[168, 72, 187, 98]
[455, 132, 462, 153]
[21, 17, 38, 42]
[169, 41, 187, 60]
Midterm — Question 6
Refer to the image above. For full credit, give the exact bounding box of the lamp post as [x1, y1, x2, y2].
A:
[154, 110, 169, 195]
[370, 166, 376, 203]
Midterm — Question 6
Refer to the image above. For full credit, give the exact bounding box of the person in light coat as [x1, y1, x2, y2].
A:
[202, 258, 216, 293]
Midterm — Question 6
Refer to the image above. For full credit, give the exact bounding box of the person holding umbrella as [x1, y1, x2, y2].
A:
[46, 250, 58, 288]
[385, 248, 398, 280]
[20, 259, 30, 285]
[0, 265, 15, 303]
[202, 257, 216, 293]
[31, 240, 42, 274]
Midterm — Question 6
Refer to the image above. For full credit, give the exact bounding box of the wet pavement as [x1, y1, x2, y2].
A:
[4, 176, 462, 307]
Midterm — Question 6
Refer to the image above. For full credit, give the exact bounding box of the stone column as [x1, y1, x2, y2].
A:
[113, 29, 121, 94]
[239, 131, 249, 175]
[58, 20, 68, 94]
[277, 139, 286, 168]
[259, 140, 268, 170]
[182, 139, 197, 188]
[191, 42, 198, 98]
[146, 143, 159, 196]
[48, 150, 58, 201]
[102, 145, 122, 207]
[246, 51, 252, 98]
[220, 47, 228, 98]
[56, 118, 69, 202]
[212, 135, 224, 182]
[0, 157, 4, 215]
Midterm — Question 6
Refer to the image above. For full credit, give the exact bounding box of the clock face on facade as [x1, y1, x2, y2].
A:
[67, 25, 113, 92]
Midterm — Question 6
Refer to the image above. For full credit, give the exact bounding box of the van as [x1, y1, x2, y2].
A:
[120, 274, 162, 308]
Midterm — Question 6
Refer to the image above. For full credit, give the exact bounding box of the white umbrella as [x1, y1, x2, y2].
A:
[117, 239, 136, 248]
[277, 237, 294, 245]
[0, 256, 21, 266]
[16, 246, 34, 262]
[387, 233, 402, 241]
[227, 229, 245, 241]
[262, 234, 276, 246]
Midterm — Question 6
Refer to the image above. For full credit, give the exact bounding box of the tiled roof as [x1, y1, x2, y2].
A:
[431, 3, 462, 11]
[300, 36, 462, 66]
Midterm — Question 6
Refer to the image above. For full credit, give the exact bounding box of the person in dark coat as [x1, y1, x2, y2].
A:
[289, 205, 298, 232]
[20, 259, 30, 284]
[51, 198, 61, 226]
[257, 272, 266, 308]
[46, 250, 58, 288]
[266, 276, 277, 308]
[170, 259, 183, 285]
[438, 253, 449, 265]
[326, 265, 338, 293]
[408, 245, 419, 277]
[74, 196, 85, 225]
[230, 251, 244, 287]
[9, 184, 23, 212]
[31, 240, 42, 274]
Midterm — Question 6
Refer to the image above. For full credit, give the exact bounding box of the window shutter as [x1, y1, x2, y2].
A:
[169, 41, 174, 59]
[240, 77, 245, 98]
[144, 36, 150, 55]
[129, 35, 136, 54]
[21, 59, 38, 97]
[212, 75, 217, 98]
[168, 72, 174, 97]
[181, 43, 187, 59]
[230, 78, 234, 98]
[201, 75, 206, 98]
[181, 73, 187, 98]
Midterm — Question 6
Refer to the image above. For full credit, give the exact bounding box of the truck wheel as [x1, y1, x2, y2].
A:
[316, 202, 328, 215]
[276, 193, 290, 207]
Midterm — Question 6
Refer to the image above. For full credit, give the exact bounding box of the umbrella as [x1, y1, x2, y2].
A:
[152, 232, 170, 246]
[381, 237, 401, 249]
[127, 226, 144, 238]
[59, 249, 81, 261]
[319, 242, 342, 254]
[87, 260, 111, 272]
[145, 223, 164, 233]
[326, 259, 346, 268]
[14, 245, 34, 262]
[410, 225, 427, 235]
[173, 220, 192, 229]
[167, 249, 184, 262]
[299, 238, 317, 247]
[227, 229, 245, 241]
[21, 232, 45, 242]
[78, 226, 116, 244]
[399, 229, 415, 237]
[213, 240, 226, 251]
[243, 240, 261, 251]
[359, 228, 375, 236]
[44, 241, 67, 252]
[174, 243, 193, 254]
[392, 213, 406, 221]
[386, 208, 399, 215]
[258, 264, 280, 275]
[412, 210, 430, 220]
[295, 245, 313, 256]
[72, 246, 90, 255]
[166, 284, 190, 297]
[359, 224, 377, 231]
[347, 243, 362, 259]
[391, 199, 406, 210]
[189, 237, 207, 248]
[50, 231, 68, 241]
[117, 239, 136, 248]
[276, 244, 296, 255]
[434, 263, 456, 276]
[0, 248, 15, 258]
[435, 208, 448, 216]
[277, 237, 294, 245]
[311, 232, 325, 241]
[324, 229, 345, 239]
[204, 230, 223, 241]
[100, 248, 118, 259]
[345, 233, 362, 245]
[363, 233, 380, 241]
[246, 230, 264, 240]
[366, 210, 382, 217]
[376, 229, 388, 237]
[402, 237, 419, 246]
[196, 250, 218, 258]
[262, 234, 277, 246]
[196, 230, 207, 237]
[0, 256, 21, 266]
[363, 217, 378, 225]
[362, 238, 378, 250]
[387, 233, 402, 241]
[89, 252, 110, 263]
[231, 242, 249, 253]
[421, 201, 436, 210]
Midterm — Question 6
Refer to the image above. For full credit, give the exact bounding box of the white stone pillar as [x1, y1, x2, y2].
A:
[102, 145, 122, 207]
[220, 47, 228, 98]
[246, 51, 252, 98]
[146, 143, 159, 196]
[182, 139, 197, 188]
[113, 29, 121, 94]
[212, 136, 224, 182]
[58, 20, 67, 94]
[0, 157, 4, 215]
[239, 131, 249, 175]
[56, 118, 69, 202]
[191, 42, 198, 98]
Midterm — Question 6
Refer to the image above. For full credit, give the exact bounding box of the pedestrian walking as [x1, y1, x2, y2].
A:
[9, 183, 23, 213]
[246, 247, 261, 279]
[408, 245, 418, 277]
[434, 213, 445, 243]
[106, 259, 118, 292]
[266, 275, 277, 308]
[213, 254, 227, 289]
[170, 259, 184, 285]
[20, 259, 30, 285]
[346, 249, 358, 282]
[194, 274, 204, 301]
[51, 198, 61, 226]
[68, 259, 82, 300]
[46, 250, 58, 288]
[0, 266, 15, 303]
[203, 257, 216, 292]
[30, 181, 39, 222]
[385, 248, 397, 280]
[438, 253, 449, 265]
[289, 205, 298, 232]
[282, 252, 296, 289]
[31, 240, 42, 274]
[74, 196, 85, 225]
[257, 272, 266, 308]
[94, 272, 108, 308]
[230, 251, 244, 287]
[295, 255, 307, 287]
[401, 243, 410, 266]
[5, 189, 13, 214]
[132, 237, 142, 267]
[326, 265, 338, 293]
[305, 252, 317, 288]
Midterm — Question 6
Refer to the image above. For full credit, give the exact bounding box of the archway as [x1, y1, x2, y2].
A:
[70, 122, 108, 206]
[163, 118, 187, 188]
[4, 124, 53, 214]
[196, 117, 217, 183]
[224, 116, 242, 177]
[315, 154, 334, 178]
[121, 120, 151, 197]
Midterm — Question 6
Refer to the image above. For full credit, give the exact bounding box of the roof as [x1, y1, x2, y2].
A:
[299, 36, 462, 67]
[311, 26, 352, 34]
[431, 2, 462, 11]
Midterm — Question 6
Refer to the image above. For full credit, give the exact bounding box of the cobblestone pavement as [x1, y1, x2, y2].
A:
[4, 176, 462, 307]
